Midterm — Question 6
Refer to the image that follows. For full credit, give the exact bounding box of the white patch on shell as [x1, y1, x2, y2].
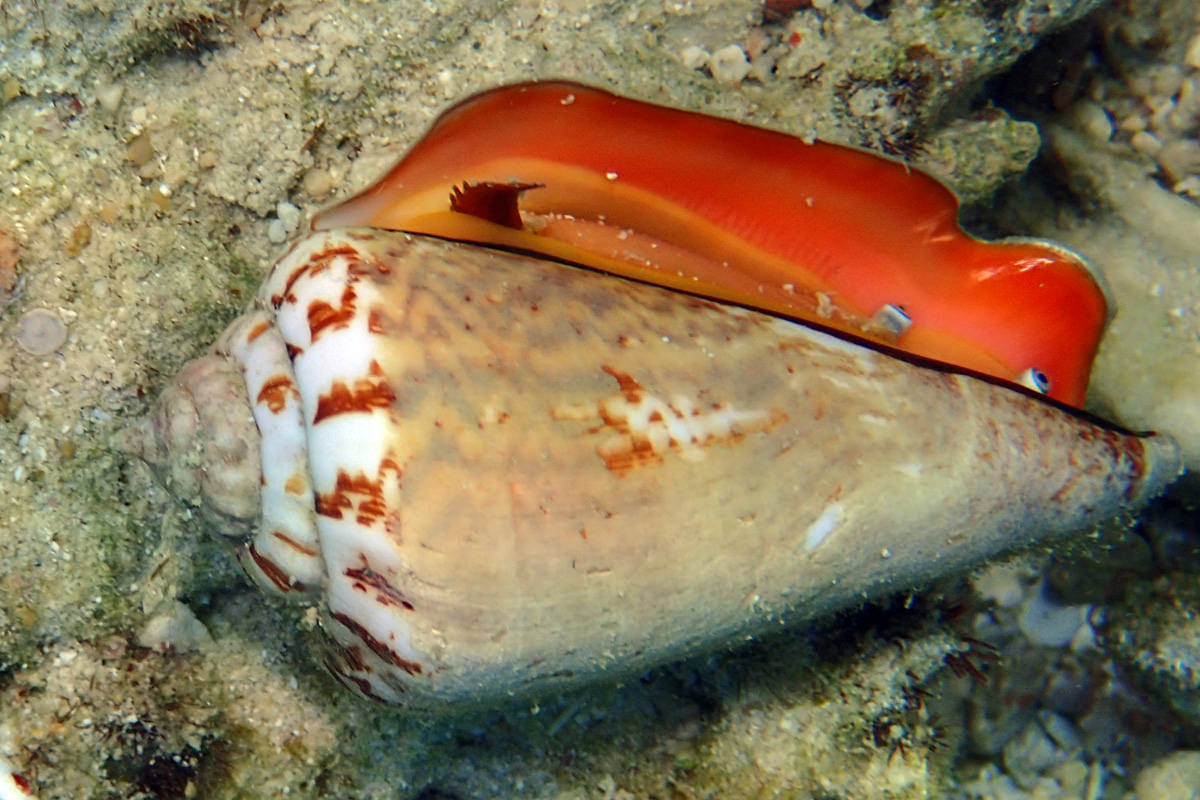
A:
[554, 368, 783, 472]
[261, 230, 430, 696]
[805, 502, 845, 552]
[0, 754, 34, 800]
[217, 310, 322, 595]
[601, 392, 769, 462]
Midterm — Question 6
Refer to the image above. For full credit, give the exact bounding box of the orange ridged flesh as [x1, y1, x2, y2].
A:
[312, 81, 1108, 406]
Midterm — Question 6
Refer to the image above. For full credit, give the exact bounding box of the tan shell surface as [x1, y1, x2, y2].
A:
[252, 231, 1176, 706]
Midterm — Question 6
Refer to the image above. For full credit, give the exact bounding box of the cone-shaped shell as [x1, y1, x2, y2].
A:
[126, 230, 1179, 708]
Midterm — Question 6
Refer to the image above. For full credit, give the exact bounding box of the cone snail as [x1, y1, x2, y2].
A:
[119, 82, 1180, 708]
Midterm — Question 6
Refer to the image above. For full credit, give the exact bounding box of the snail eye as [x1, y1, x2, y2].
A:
[1018, 367, 1051, 395]
[872, 303, 912, 336]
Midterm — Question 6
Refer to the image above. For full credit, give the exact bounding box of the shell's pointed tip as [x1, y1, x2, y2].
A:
[1135, 430, 1185, 503]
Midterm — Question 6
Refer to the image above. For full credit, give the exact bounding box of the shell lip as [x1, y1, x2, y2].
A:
[994, 235, 1115, 325]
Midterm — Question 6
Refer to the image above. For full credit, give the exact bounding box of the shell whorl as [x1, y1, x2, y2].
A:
[116, 351, 261, 540]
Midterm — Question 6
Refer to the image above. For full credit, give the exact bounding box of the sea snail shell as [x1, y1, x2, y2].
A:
[119, 229, 1179, 708]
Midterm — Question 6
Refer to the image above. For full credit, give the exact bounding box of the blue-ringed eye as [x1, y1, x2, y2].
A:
[1018, 368, 1051, 395]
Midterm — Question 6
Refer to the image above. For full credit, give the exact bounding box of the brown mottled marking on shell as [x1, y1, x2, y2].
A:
[554, 365, 791, 475]
[315, 470, 389, 525]
[307, 284, 358, 342]
[603, 364, 643, 400]
[323, 654, 388, 702]
[284, 472, 307, 495]
[246, 543, 303, 593]
[256, 374, 299, 413]
[345, 558, 415, 610]
[246, 320, 271, 342]
[313, 361, 396, 423]
[270, 242, 360, 308]
[335, 643, 372, 674]
[273, 530, 319, 557]
[331, 611, 423, 675]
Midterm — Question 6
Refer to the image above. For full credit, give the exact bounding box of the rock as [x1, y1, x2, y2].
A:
[1097, 575, 1200, 726]
[1136, 751, 1200, 800]
[1001, 710, 1083, 790]
[136, 600, 214, 655]
[1007, 127, 1200, 473]
[1067, 100, 1113, 141]
[1016, 580, 1093, 650]
[1157, 139, 1200, 185]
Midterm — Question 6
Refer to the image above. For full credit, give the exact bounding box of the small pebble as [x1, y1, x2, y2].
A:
[1069, 100, 1113, 141]
[302, 167, 335, 198]
[680, 45, 708, 71]
[1136, 750, 1200, 800]
[709, 45, 752, 85]
[1176, 175, 1200, 198]
[138, 160, 163, 180]
[1186, 34, 1200, 70]
[1131, 130, 1164, 157]
[17, 309, 68, 356]
[96, 83, 124, 113]
[1145, 95, 1171, 123]
[1117, 114, 1147, 133]
[126, 132, 155, 168]
[1152, 65, 1184, 99]
[137, 600, 213, 654]
[1156, 139, 1200, 185]
[267, 218, 289, 243]
[276, 201, 302, 233]
[1001, 711, 1082, 791]
[1017, 579, 1091, 648]
[65, 220, 92, 257]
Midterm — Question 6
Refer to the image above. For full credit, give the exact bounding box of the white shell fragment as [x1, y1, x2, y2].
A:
[0, 754, 34, 800]
[119, 230, 1180, 708]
